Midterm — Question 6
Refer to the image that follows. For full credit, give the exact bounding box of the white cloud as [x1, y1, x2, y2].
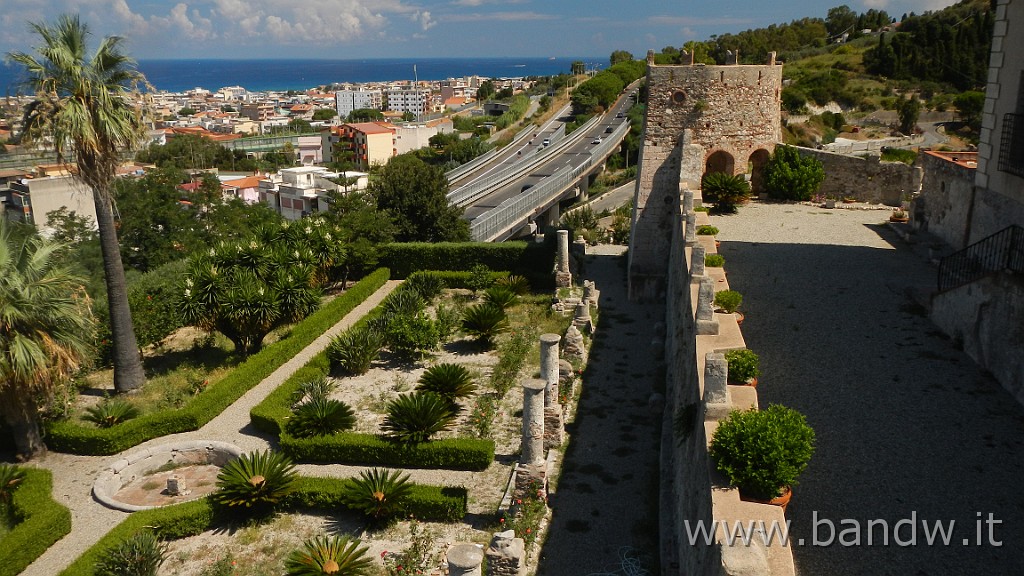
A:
[413, 10, 436, 31]
[441, 11, 557, 23]
[451, 0, 527, 5]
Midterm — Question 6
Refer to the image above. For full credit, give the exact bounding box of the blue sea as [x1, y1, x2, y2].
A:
[0, 57, 602, 94]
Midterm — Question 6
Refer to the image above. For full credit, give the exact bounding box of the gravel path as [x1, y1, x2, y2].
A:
[536, 245, 664, 576]
[713, 202, 1024, 575]
[20, 280, 401, 576]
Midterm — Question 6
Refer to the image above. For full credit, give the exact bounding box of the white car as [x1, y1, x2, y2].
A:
[591, 137, 602, 144]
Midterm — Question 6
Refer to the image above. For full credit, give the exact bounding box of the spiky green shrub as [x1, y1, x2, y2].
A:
[93, 531, 168, 576]
[382, 393, 456, 444]
[404, 274, 446, 302]
[0, 463, 26, 504]
[484, 286, 519, 310]
[461, 303, 510, 347]
[83, 399, 141, 429]
[327, 325, 385, 375]
[495, 274, 530, 295]
[212, 450, 298, 513]
[696, 225, 719, 236]
[705, 254, 725, 267]
[381, 289, 424, 320]
[713, 290, 743, 314]
[339, 468, 413, 523]
[285, 535, 373, 576]
[286, 398, 356, 439]
[416, 364, 477, 411]
[290, 376, 338, 406]
[701, 172, 750, 214]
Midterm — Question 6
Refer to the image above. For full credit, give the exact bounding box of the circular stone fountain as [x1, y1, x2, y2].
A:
[93, 441, 243, 512]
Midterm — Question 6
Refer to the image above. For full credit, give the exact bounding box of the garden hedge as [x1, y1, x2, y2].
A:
[45, 268, 391, 455]
[59, 475, 468, 576]
[378, 242, 554, 280]
[0, 468, 72, 576]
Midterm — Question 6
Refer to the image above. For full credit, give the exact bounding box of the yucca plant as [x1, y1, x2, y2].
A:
[285, 535, 373, 576]
[484, 286, 519, 310]
[0, 463, 26, 504]
[495, 274, 531, 295]
[94, 531, 168, 576]
[83, 398, 141, 428]
[382, 392, 456, 444]
[461, 303, 510, 347]
[213, 450, 298, 513]
[415, 363, 477, 412]
[286, 398, 356, 438]
[290, 376, 339, 406]
[340, 468, 413, 523]
[405, 273, 446, 302]
[327, 325, 385, 375]
[381, 289, 424, 320]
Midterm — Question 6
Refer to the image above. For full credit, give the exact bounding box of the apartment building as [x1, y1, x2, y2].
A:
[239, 102, 275, 122]
[322, 123, 396, 170]
[385, 88, 432, 118]
[258, 166, 367, 220]
[335, 89, 384, 119]
[4, 175, 97, 233]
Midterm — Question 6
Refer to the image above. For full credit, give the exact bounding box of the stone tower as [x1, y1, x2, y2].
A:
[628, 50, 783, 300]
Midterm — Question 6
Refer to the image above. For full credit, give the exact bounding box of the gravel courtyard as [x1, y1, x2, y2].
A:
[713, 202, 1024, 575]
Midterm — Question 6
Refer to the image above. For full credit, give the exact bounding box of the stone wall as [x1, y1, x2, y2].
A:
[912, 151, 977, 250]
[793, 147, 922, 206]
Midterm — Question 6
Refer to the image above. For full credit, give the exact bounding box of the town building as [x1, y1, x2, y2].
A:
[258, 166, 367, 220]
[3, 174, 98, 233]
[334, 89, 384, 119]
[385, 88, 432, 118]
[321, 123, 396, 170]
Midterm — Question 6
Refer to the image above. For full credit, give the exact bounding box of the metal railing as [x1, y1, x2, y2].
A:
[998, 113, 1024, 177]
[937, 225, 1024, 292]
[445, 125, 533, 184]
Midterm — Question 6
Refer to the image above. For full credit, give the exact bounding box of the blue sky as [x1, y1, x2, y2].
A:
[0, 0, 961, 61]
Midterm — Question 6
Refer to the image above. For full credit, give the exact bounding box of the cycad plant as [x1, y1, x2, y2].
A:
[0, 464, 26, 504]
[382, 393, 456, 444]
[484, 286, 519, 310]
[83, 398, 140, 428]
[213, 450, 298, 514]
[285, 535, 373, 576]
[495, 274, 531, 295]
[701, 172, 751, 214]
[381, 289, 425, 321]
[405, 273, 446, 302]
[93, 531, 168, 576]
[340, 468, 413, 523]
[461, 303, 510, 347]
[415, 363, 476, 413]
[286, 398, 356, 438]
[290, 376, 339, 406]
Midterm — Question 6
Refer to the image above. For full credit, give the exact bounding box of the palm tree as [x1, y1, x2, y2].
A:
[0, 223, 94, 458]
[8, 14, 147, 392]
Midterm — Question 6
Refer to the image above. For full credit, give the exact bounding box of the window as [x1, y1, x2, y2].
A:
[998, 72, 1024, 177]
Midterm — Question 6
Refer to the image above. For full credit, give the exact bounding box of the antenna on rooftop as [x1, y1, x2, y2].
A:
[414, 64, 418, 84]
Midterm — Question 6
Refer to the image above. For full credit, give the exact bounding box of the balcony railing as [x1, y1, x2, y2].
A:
[938, 225, 1024, 292]
[997, 113, 1024, 177]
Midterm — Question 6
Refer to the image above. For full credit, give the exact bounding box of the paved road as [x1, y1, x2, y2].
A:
[714, 202, 1024, 575]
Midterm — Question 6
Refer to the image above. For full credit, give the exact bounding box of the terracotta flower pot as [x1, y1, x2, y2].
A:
[734, 311, 744, 325]
[742, 486, 792, 513]
[728, 376, 757, 387]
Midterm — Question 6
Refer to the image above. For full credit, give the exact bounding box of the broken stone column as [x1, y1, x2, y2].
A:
[448, 543, 484, 576]
[685, 212, 696, 246]
[540, 334, 560, 407]
[166, 476, 188, 496]
[572, 301, 593, 333]
[691, 244, 706, 280]
[555, 229, 572, 287]
[558, 359, 576, 400]
[520, 379, 546, 467]
[562, 325, 585, 363]
[486, 531, 526, 576]
[703, 352, 730, 420]
[582, 280, 600, 308]
[696, 276, 720, 335]
[683, 188, 694, 214]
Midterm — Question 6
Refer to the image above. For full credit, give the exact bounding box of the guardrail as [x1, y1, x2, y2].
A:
[445, 125, 534, 184]
[447, 115, 601, 208]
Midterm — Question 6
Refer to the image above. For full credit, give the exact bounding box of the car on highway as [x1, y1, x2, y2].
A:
[616, 112, 624, 118]
[591, 137, 603, 145]
[604, 126, 614, 133]
[542, 138, 550, 146]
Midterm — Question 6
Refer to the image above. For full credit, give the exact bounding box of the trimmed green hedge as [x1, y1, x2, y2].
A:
[0, 468, 72, 576]
[378, 242, 554, 279]
[59, 476, 468, 576]
[46, 268, 391, 455]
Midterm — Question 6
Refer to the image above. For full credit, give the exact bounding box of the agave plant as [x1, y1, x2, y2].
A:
[286, 398, 356, 438]
[340, 468, 413, 523]
[94, 531, 168, 576]
[381, 289, 425, 320]
[382, 392, 456, 444]
[483, 286, 519, 310]
[415, 363, 476, 412]
[495, 274, 531, 295]
[0, 463, 26, 504]
[213, 450, 298, 512]
[285, 535, 373, 576]
[290, 376, 339, 406]
[405, 273, 446, 302]
[461, 302, 510, 347]
[83, 398, 141, 428]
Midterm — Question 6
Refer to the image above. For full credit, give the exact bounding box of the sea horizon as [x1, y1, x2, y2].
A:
[0, 56, 605, 95]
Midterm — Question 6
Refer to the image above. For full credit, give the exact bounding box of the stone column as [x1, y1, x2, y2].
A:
[572, 301, 593, 333]
[486, 531, 526, 576]
[683, 188, 694, 214]
[696, 276, 719, 335]
[555, 229, 572, 287]
[520, 379, 546, 467]
[704, 352, 730, 420]
[691, 244, 706, 280]
[582, 280, 599, 308]
[685, 212, 696, 245]
[448, 543, 484, 576]
[540, 334, 561, 407]
[562, 325, 585, 363]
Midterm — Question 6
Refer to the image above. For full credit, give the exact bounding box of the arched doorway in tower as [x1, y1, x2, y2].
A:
[748, 149, 771, 194]
[705, 150, 735, 177]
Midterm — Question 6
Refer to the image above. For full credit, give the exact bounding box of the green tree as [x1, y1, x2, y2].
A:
[9, 14, 147, 392]
[401, 111, 416, 122]
[312, 108, 337, 121]
[348, 108, 384, 122]
[897, 95, 921, 135]
[610, 50, 634, 66]
[0, 222, 94, 458]
[571, 61, 585, 76]
[826, 5, 858, 38]
[953, 90, 985, 130]
[476, 80, 496, 102]
[177, 107, 196, 116]
[370, 154, 469, 242]
[763, 145, 825, 202]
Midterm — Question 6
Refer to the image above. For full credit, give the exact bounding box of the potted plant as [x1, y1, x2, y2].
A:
[713, 290, 743, 324]
[724, 349, 759, 386]
[889, 208, 909, 223]
[709, 404, 815, 511]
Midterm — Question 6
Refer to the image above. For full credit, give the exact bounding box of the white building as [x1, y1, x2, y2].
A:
[385, 88, 432, 118]
[259, 166, 368, 221]
[335, 89, 384, 119]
